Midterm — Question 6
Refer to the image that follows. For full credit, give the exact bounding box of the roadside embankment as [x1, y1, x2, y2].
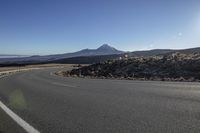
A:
[0, 64, 74, 79]
[57, 53, 200, 82]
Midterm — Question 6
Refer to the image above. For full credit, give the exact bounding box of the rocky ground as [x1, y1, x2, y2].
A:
[57, 52, 200, 82]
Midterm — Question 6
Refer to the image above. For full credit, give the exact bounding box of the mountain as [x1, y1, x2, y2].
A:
[48, 54, 121, 64]
[49, 47, 200, 64]
[68, 44, 124, 57]
[96, 44, 124, 54]
[0, 44, 124, 64]
[1, 45, 200, 66]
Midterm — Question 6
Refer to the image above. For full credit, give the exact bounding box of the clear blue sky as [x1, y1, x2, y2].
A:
[0, 0, 200, 55]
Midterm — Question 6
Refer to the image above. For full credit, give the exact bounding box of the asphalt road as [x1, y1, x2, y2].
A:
[1, 67, 200, 133]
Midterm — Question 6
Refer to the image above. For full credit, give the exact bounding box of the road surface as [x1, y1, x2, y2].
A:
[1, 67, 200, 133]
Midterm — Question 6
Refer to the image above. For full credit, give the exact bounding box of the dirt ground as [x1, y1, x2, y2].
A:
[0, 64, 74, 72]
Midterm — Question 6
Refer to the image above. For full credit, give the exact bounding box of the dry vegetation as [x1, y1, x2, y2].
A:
[60, 53, 200, 82]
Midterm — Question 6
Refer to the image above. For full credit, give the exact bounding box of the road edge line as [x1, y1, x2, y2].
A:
[0, 101, 40, 133]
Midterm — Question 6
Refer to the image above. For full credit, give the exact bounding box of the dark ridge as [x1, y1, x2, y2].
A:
[48, 54, 121, 64]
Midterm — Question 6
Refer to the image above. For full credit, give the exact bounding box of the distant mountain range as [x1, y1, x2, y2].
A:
[0, 44, 124, 64]
[45, 46, 200, 64]
[0, 54, 28, 58]
[0, 44, 200, 66]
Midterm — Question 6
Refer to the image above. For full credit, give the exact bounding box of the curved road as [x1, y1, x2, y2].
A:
[1, 67, 200, 133]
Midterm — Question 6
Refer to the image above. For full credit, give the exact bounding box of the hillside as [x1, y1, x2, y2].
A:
[60, 52, 200, 82]
[128, 49, 173, 56]
[1, 46, 200, 66]
[48, 54, 120, 64]
[0, 44, 124, 64]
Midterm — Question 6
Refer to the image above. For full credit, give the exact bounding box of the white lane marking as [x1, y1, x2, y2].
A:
[0, 100, 40, 133]
[52, 82, 77, 88]
[50, 72, 54, 76]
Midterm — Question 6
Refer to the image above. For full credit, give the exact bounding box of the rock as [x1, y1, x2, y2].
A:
[61, 53, 200, 82]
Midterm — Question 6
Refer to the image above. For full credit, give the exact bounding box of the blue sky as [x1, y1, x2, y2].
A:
[0, 0, 200, 55]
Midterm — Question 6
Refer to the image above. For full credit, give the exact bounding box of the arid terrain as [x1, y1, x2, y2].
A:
[58, 52, 200, 82]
